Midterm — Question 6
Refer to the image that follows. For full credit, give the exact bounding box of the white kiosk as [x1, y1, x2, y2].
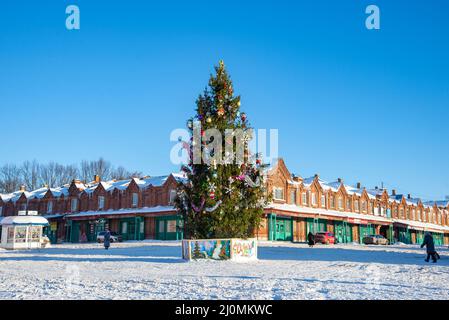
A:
[0, 215, 49, 250]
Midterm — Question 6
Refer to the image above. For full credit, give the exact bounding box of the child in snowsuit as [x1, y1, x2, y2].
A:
[421, 232, 437, 263]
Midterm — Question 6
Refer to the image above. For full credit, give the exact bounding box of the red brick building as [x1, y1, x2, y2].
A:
[260, 159, 449, 245]
[0, 173, 186, 243]
[1, 159, 449, 245]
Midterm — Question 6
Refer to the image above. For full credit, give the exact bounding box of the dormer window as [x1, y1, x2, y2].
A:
[290, 190, 297, 205]
[98, 196, 105, 210]
[169, 189, 177, 205]
[321, 194, 326, 208]
[273, 188, 284, 201]
[338, 197, 343, 210]
[311, 193, 317, 206]
[330, 196, 335, 209]
[71, 198, 78, 212]
[301, 192, 308, 205]
[47, 201, 53, 214]
[132, 193, 139, 207]
[354, 200, 359, 212]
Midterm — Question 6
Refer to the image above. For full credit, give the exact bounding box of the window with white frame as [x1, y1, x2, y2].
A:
[301, 192, 307, 205]
[346, 199, 351, 211]
[98, 196, 105, 210]
[330, 196, 335, 209]
[132, 193, 139, 207]
[71, 198, 78, 212]
[338, 197, 343, 210]
[361, 201, 366, 212]
[169, 189, 177, 205]
[399, 208, 404, 219]
[47, 201, 53, 214]
[311, 192, 317, 206]
[273, 188, 284, 200]
[321, 194, 326, 208]
[290, 190, 297, 205]
[354, 200, 359, 212]
[412, 209, 416, 220]
[418, 209, 422, 221]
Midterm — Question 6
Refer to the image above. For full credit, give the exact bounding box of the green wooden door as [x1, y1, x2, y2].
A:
[335, 221, 353, 243]
[71, 221, 80, 243]
[359, 224, 375, 243]
[307, 218, 327, 234]
[155, 215, 183, 240]
[397, 227, 411, 244]
[120, 218, 140, 241]
[268, 214, 292, 241]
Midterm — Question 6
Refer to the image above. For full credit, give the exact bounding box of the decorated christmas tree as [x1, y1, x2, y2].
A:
[175, 61, 269, 239]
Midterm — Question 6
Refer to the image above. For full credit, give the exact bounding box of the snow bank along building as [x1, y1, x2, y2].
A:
[0, 159, 448, 245]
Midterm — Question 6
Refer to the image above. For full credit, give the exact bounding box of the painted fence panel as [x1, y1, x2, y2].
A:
[182, 238, 257, 261]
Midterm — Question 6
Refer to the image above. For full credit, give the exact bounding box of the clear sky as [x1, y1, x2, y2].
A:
[0, 0, 448, 200]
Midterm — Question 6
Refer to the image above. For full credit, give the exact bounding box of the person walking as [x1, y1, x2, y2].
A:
[421, 232, 437, 263]
[307, 232, 315, 247]
[104, 229, 111, 250]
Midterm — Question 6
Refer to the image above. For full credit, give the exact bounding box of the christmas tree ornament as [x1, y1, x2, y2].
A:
[240, 112, 247, 121]
[217, 108, 225, 116]
[206, 117, 212, 124]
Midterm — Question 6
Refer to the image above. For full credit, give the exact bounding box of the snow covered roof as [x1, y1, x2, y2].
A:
[0, 215, 49, 226]
[0, 172, 187, 203]
[423, 200, 449, 208]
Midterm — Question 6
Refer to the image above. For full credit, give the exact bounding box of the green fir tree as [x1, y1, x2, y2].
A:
[175, 61, 269, 239]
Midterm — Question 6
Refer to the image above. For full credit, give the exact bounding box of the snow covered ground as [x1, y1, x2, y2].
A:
[1, 241, 449, 300]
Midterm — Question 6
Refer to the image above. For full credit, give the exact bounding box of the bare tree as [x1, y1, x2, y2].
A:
[60, 164, 79, 186]
[21, 160, 40, 190]
[0, 164, 23, 193]
[39, 162, 59, 188]
[1, 158, 140, 192]
[111, 166, 143, 180]
[80, 158, 113, 182]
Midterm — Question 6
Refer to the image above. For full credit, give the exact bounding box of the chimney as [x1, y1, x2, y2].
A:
[314, 173, 319, 179]
[375, 186, 378, 190]
[407, 194, 411, 199]
[356, 182, 361, 189]
[392, 189, 396, 196]
[19, 185, 26, 192]
[94, 175, 101, 183]
[337, 178, 342, 183]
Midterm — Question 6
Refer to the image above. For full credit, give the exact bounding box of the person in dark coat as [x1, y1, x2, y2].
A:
[307, 232, 315, 247]
[103, 230, 111, 250]
[421, 232, 437, 263]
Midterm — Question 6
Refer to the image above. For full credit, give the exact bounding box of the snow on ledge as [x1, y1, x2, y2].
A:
[65, 206, 177, 218]
[0, 215, 49, 226]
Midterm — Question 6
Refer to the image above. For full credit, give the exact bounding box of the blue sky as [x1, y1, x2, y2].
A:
[0, 0, 448, 200]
